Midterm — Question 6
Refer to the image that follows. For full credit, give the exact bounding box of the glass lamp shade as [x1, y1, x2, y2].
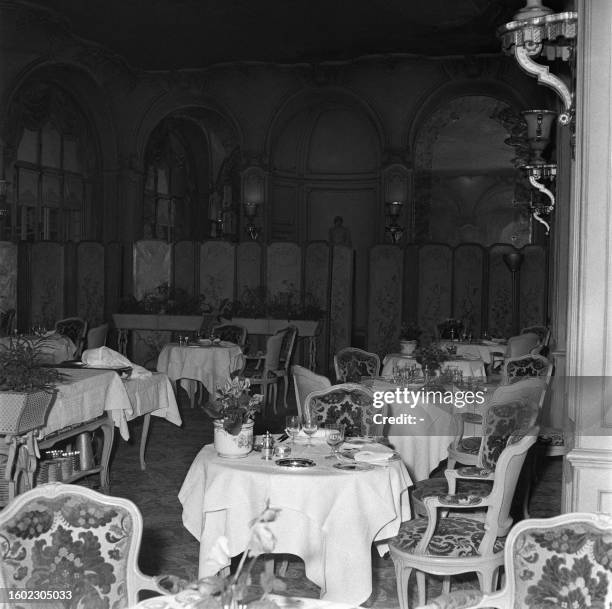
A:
[503, 252, 524, 273]
[522, 110, 557, 164]
[244, 202, 259, 220]
[513, 0, 554, 21]
[386, 201, 403, 219]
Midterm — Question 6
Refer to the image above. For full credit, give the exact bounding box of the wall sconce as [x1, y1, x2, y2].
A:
[244, 201, 260, 241]
[498, 1, 577, 126]
[521, 109, 557, 234]
[385, 201, 404, 244]
[0, 180, 9, 217]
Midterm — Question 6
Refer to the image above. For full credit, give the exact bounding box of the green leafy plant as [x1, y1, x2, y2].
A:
[119, 282, 211, 315]
[204, 377, 263, 435]
[0, 337, 61, 392]
[414, 343, 449, 371]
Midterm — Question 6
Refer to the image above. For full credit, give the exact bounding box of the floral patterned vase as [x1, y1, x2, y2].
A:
[213, 420, 254, 458]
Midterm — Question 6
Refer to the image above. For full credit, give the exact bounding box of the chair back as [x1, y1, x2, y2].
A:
[507, 332, 540, 357]
[211, 323, 247, 347]
[334, 347, 380, 383]
[0, 483, 163, 607]
[478, 399, 539, 470]
[520, 324, 551, 347]
[490, 376, 548, 410]
[54, 317, 88, 357]
[277, 325, 298, 370]
[501, 512, 612, 607]
[292, 364, 331, 417]
[86, 323, 109, 350]
[501, 354, 553, 385]
[0, 308, 16, 337]
[263, 329, 286, 371]
[303, 383, 376, 436]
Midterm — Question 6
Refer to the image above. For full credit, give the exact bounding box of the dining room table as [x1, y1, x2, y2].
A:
[0, 333, 76, 364]
[157, 340, 245, 397]
[178, 438, 411, 606]
[438, 339, 507, 365]
[381, 352, 487, 379]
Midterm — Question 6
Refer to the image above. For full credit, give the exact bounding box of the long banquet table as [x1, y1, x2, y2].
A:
[178, 441, 411, 605]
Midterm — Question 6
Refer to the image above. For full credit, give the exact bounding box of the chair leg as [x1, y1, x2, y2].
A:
[416, 570, 427, 606]
[476, 566, 497, 593]
[272, 384, 278, 414]
[442, 576, 451, 595]
[392, 561, 412, 609]
[447, 457, 456, 469]
[282, 376, 289, 410]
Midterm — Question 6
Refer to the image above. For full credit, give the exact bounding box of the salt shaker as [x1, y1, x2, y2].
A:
[261, 431, 274, 460]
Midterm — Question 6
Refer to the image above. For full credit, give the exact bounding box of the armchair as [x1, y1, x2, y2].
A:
[389, 427, 539, 609]
[334, 347, 380, 383]
[416, 512, 612, 609]
[292, 364, 331, 417]
[54, 316, 88, 358]
[501, 354, 553, 385]
[0, 483, 175, 607]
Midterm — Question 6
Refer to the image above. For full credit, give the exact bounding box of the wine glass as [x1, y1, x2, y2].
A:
[285, 415, 302, 447]
[302, 410, 318, 447]
[325, 423, 345, 459]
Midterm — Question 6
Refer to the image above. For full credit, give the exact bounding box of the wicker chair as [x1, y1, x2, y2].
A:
[0, 483, 175, 607]
[54, 317, 88, 358]
[389, 426, 538, 609]
[416, 512, 612, 609]
[334, 347, 380, 383]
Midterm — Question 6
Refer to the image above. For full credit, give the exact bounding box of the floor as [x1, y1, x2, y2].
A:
[106, 384, 562, 607]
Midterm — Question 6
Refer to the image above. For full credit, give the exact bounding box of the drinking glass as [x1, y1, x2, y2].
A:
[325, 423, 345, 459]
[285, 415, 302, 447]
[302, 413, 318, 447]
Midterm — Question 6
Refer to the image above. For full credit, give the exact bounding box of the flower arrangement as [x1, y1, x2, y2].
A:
[0, 336, 61, 392]
[204, 377, 263, 435]
[119, 282, 211, 315]
[399, 321, 421, 341]
[414, 343, 449, 371]
[185, 501, 285, 609]
[437, 318, 464, 340]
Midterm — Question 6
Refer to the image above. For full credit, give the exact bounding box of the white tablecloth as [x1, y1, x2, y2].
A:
[438, 341, 505, 365]
[382, 353, 487, 379]
[42, 369, 182, 441]
[178, 443, 411, 605]
[157, 343, 245, 394]
[369, 379, 496, 482]
[0, 334, 76, 364]
[130, 593, 358, 609]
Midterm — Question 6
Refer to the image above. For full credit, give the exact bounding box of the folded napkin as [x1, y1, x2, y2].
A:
[82, 346, 152, 378]
[354, 450, 395, 464]
[481, 340, 498, 346]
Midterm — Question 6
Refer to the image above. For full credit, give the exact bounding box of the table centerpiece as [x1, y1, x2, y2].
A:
[399, 320, 421, 355]
[205, 378, 263, 458]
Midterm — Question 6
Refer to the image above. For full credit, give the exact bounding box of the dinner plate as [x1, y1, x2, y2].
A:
[276, 458, 316, 468]
[340, 448, 401, 463]
[333, 462, 375, 472]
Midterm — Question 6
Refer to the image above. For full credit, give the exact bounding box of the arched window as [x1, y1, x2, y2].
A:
[143, 119, 196, 241]
[6, 82, 99, 241]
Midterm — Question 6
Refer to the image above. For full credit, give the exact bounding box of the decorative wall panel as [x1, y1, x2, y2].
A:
[520, 245, 547, 328]
[236, 241, 262, 298]
[0, 242, 18, 313]
[76, 242, 105, 327]
[368, 245, 403, 356]
[133, 240, 171, 300]
[174, 241, 196, 296]
[417, 245, 453, 336]
[105, 242, 123, 324]
[402, 245, 419, 323]
[329, 246, 353, 369]
[487, 245, 515, 337]
[199, 240, 235, 311]
[267, 242, 301, 297]
[30, 242, 64, 328]
[305, 241, 330, 372]
[453, 244, 485, 337]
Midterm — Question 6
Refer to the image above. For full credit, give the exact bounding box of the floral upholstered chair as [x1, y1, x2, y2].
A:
[501, 354, 553, 386]
[413, 398, 540, 517]
[0, 483, 173, 607]
[389, 425, 539, 609]
[334, 347, 380, 383]
[292, 364, 331, 418]
[210, 323, 247, 348]
[54, 317, 88, 358]
[416, 512, 612, 609]
[447, 377, 548, 469]
[303, 383, 376, 437]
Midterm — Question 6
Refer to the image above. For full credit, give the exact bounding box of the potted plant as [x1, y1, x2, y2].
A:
[0, 337, 61, 436]
[414, 343, 449, 373]
[204, 377, 263, 458]
[399, 321, 421, 355]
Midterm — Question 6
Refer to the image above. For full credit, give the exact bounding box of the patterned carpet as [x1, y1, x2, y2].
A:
[106, 386, 562, 608]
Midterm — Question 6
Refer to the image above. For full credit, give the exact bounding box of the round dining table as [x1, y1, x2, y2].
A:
[381, 352, 487, 379]
[178, 440, 411, 606]
[157, 341, 245, 395]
